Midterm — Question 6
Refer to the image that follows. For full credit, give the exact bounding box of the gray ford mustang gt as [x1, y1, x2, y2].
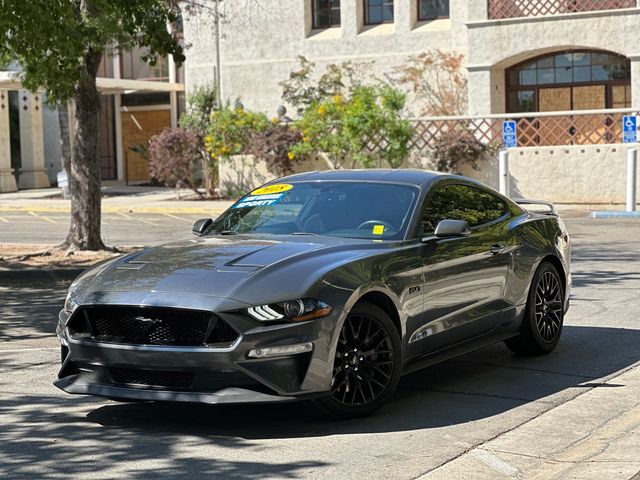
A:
[56, 169, 571, 418]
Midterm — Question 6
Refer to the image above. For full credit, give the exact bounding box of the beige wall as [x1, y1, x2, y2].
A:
[183, 2, 640, 116]
[222, 145, 638, 205]
[183, 0, 469, 115]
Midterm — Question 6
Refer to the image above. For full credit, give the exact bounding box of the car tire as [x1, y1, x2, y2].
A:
[505, 261, 565, 355]
[317, 301, 402, 419]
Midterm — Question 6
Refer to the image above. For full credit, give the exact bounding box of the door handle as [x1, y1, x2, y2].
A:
[490, 244, 505, 255]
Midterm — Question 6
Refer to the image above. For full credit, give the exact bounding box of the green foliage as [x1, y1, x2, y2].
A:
[179, 84, 218, 135]
[204, 105, 269, 160]
[290, 85, 414, 169]
[280, 56, 367, 113]
[0, 0, 185, 103]
[431, 128, 498, 174]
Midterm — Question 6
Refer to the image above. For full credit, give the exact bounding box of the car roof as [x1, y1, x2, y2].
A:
[278, 169, 444, 186]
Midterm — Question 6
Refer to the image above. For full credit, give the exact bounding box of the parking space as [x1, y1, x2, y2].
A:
[0, 211, 207, 246]
[1, 216, 640, 479]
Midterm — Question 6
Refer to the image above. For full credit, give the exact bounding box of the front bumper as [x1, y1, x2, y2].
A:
[55, 306, 341, 404]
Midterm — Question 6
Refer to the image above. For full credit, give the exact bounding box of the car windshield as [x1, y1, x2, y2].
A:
[207, 181, 418, 239]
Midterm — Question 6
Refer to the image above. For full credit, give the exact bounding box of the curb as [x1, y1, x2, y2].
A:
[0, 267, 85, 283]
[590, 211, 640, 218]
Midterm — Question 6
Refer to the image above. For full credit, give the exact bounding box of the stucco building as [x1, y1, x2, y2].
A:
[182, 0, 640, 204]
[182, 0, 640, 116]
[0, 50, 185, 193]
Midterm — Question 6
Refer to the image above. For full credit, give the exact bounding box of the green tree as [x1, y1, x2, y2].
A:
[291, 85, 414, 169]
[0, 0, 184, 250]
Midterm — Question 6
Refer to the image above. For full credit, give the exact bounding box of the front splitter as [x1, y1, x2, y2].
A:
[54, 374, 299, 405]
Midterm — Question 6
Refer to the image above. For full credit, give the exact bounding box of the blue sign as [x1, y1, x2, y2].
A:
[623, 115, 637, 143]
[502, 120, 517, 148]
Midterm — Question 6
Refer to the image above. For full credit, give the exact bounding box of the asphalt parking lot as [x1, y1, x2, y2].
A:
[0, 210, 206, 246]
[1, 215, 640, 479]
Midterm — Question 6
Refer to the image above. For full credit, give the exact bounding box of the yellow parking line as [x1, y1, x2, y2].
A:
[0, 216, 8, 223]
[162, 213, 193, 223]
[28, 211, 56, 224]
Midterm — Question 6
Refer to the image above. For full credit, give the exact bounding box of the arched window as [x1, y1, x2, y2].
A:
[506, 50, 631, 113]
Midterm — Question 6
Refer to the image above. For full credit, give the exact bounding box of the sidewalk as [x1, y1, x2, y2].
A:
[0, 186, 235, 215]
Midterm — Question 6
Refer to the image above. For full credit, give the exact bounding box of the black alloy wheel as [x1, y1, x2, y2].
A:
[317, 302, 402, 418]
[505, 261, 565, 355]
[535, 270, 563, 342]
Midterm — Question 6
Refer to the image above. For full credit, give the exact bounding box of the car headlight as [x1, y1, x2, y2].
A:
[63, 291, 79, 315]
[247, 299, 333, 322]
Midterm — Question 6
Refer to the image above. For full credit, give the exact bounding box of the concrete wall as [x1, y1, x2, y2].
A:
[182, 0, 469, 115]
[466, 7, 640, 114]
[183, 2, 640, 116]
[221, 145, 636, 205]
[463, 145, 636, 204]
[42, 101, 61, 185]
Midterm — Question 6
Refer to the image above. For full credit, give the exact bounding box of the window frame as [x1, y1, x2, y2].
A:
[417, 0, 450, 21]
[415, 181, 511, 238]
[312, 0, 341, 29]
[505, 49, 631, 113]
[363, 0, 395, 26]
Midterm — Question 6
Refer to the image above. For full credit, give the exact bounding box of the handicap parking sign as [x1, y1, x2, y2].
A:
[623, 116, 637, 143]
[502, 120, 517, 148]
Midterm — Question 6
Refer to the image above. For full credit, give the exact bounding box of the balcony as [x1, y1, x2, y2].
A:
[487, 0, 636, 20]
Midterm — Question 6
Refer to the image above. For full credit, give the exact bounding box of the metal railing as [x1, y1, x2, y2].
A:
[487, 0, 636, 20]
[407, 108, 640, 150]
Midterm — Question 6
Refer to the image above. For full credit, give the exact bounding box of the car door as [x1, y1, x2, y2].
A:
[406, 182, 513, 357]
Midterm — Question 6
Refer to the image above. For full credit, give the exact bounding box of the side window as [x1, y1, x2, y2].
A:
[421, 184, 507, 235]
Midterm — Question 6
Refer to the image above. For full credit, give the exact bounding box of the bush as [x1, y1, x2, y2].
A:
[204, 105, 269, 161]
[148, 128, 203, 194]
[432, 129, 498, 174]
[290, 85, 413, 169]
[279, 56, 367, 114]
[249, 123, 303, 176]
[179, 85, 218, 197]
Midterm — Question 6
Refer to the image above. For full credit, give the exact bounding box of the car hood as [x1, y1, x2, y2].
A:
[74, 235, 387, 306]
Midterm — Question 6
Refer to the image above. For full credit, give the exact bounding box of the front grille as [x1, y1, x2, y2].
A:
[68, 306, 239, 347]
[109, 367, 194, 389]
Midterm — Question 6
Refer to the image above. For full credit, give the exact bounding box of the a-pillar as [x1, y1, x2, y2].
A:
[0, 90, 18, 192]
[18, 91, 50, 189]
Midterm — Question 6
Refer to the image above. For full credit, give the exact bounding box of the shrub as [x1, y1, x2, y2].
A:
[290, 85, 414, 169]
[280, 56, 367, 114]
[179, 85, 219, 197]
[394, 50, 468, 116]
[204, 105, 269, 161]
[148, 128, 203, 194]
[431, 129, 498, 174]
[249, 123, 303, 176]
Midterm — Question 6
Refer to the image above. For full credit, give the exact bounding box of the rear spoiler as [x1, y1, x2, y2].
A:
[513, 199, 558, 216]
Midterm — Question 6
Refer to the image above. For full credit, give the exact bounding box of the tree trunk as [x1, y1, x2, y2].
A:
[63, 51, 105, 250]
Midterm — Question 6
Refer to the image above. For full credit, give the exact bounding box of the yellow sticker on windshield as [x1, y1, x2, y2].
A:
[372, 225, 385, 235]
[251, 183, 293, 196]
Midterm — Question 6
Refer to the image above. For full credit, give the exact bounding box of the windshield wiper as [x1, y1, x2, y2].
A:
[219, 230, 239, 235]
[291, 232, 320, 236]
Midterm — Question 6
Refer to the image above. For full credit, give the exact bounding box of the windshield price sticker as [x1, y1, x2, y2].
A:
[372, 225, 385, 235]
[233, 193, 285, 209]
[251, 184, 293, 196]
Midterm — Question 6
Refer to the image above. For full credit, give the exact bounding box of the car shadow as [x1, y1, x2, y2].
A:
[82, 325, 640, 439]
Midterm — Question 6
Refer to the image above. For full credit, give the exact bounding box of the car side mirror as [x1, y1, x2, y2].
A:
[434, 219, 471, 238]
[192, 218, 213, 236]
[422, 219, 471, 242]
